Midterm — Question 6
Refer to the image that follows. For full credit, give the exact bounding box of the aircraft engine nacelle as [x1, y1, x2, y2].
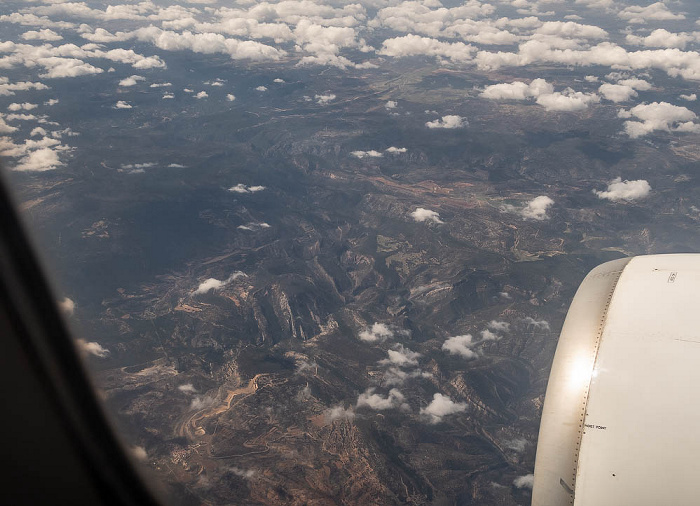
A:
[532, 254, 700, 506]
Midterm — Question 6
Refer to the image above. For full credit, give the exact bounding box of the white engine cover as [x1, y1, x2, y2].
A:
[532, 254, 700, 506]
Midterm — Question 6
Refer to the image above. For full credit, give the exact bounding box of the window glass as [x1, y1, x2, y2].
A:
[2, 0, 700, 504]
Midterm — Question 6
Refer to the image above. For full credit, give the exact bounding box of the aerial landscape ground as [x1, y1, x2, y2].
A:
[2, 0, 700, 504]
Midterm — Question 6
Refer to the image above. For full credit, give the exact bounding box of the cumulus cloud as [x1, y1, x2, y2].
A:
[487, 320, 510, 332]
[517, 196, 554, 221]
[627, 29, 694, 49]
[482, 79, 598, 111]
[379, 344, 421, 367]
[618, 2, 685, 24]
[385, 100, 397, 109]
[426, 115, 466, 129]
[0, 78, 49, 97]
[513, 474, 535, 489]
[194, 91, 208, 99]
[193, 271, 246, 295]
[594, 177, 651, 202]
[523, 317, 550, 330]
[680, 93, 697, 101]
[356, 388, 409, 411]
[114, 101, 132, 109]
[315, 93, 335, 105]
[190, 395, 215, 410]
[324, 405, 355, 423]
[420, 393, 467, 424]
[598, 83, 637, 103]
[620, 102, 700, 138]
[13, 147, 64, 172]
[382, 367, 431, 387]
[442, 334, 478, 359]
[380, 34, 475, 64]
[238, 222, 270, 231]
[131, 446, 148, 461]
[351, 149, 382, 158]
[256, 86, 268, 92]
[385, 146, 407, 153]
[410, 207, 443, 224]
[228, 183, 265, 193]
[178, 383, 197, 393]
[505, 438, 528, 453]
[21, 29, 63, 41]
[76, 339, 110, 358]
[226, 93, 236, 101]
[119, 75, 145, 86]
[359, 322, 394, 343]
[8, 102, 38, 111]
[479, 329, 500, 341]
[59, 297, 75, 315]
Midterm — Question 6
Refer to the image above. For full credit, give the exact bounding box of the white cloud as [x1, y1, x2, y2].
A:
[380, 34, 475, 64]
[228, 183, 266, 193]
[382, 367, 431, 387]
[193, 271, 246, 295]
[521, 196, 554, 221]
[616, 78, 652, 91]
[0, 78, 49, 97]
[487, 320, 510, 332]
[351, 149, 382, 158]
[410, 207, 443, 224]
[385, 100, 397, 109]
[513, 474, 534, 489]
[0, 118, 18, 134]
[535, 21, 607, 40]
[482, 79, 598, 111]
[190, 395, 215, 410]
[356, 388, 409, 411]
[114, 101, 132, 109]
[238, 222, 270, 231]
[420, 393, 467, 424]
[379, 344, 421, 367]
[119, 75, 145, 87]
[59, 297, 75, 315]
[680, 93, 697, 101]
[324, 405, 355, 423]
[442, 334, 478, 359]
[594, 177, 651, 202]
[620, 102, 700, 138]
[385, 146, 407, 153]
[315, 93, 335, 105]
[8, 103, 38, 111]
[255, 86, 267, 91]
[505, 438, 528, 452]
[598, 83, 637, 103]
[273, 78, 285, 83]
[226, 93, 236, 101]
[359, 322, 394, 343]
[479, 329, 500, 341]
[426, 115, 466, 129]
[76, 339, 110, 358]
[149, 82, 171, 88]
[162, 93, 174, 99]
[628, 29, 694, 49]
[131, 446, 148, 461]
[523, 317, 550, 330]
[195, 91, 208, 99]
[178, 383, 197, 393]
[21, 29, 63, 42]
[618, 2, 685, 24]
[45, 98, 59, 106]
[13, 147, 63, 172]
